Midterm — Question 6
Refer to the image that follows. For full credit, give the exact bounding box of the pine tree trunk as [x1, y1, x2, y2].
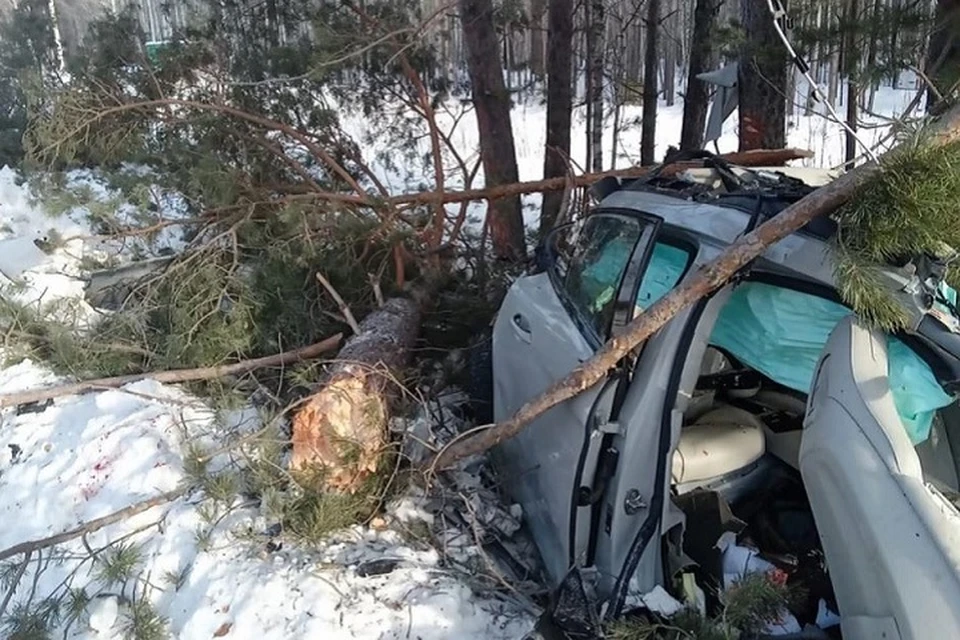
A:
[738, 0, 787, 151]
[459, 0, 526, 261]
[641, 0, 660, 165]
[292, 299, 420, 491]
[926, 0, 960, 111]
[541, 0, 575, 233]
[680, 0, 721, 151]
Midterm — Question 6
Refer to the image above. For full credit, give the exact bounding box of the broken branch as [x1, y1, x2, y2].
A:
[284, 148, 816, 209]
[0, 489, 185, 562]
[0, 334, 343, 408]
[428, 104, 960, 470]
[316, 273, 362, 335]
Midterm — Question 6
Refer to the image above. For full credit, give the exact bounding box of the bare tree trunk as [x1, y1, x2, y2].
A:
[587, 0, 605, 172]
[459, 0, 526, 261]
[431, 103, 960, 471]
[845, 0, 861, 165]
[680, 0, 721, 151]
[641, 0, 660, 165]
[926, 0, 960, 111]
[530, 0, 548, 77]
[663, 0, 677, 106]
[292, 298, 421, 491]
[48, 0, 65, 73]
[541, 0, 575, 233]
[866, 0, 882, 107]
[739, 0, 787, 151]
[303, 148, 815, 210]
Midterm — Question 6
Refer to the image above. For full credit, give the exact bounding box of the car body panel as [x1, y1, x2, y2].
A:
[802, 317, 960, 640]
[491, 270, 615, 584]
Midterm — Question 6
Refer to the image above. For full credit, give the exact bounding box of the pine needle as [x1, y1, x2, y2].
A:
[833, 138, 960, 328]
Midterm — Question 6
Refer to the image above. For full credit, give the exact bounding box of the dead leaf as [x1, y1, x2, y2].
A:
[213, 622, 232, 637]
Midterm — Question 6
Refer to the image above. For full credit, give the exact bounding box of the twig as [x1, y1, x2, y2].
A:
[315, 273, 361, 335]
[369, 273, 385, 308]
[0, 551, 31, 619]
[0, 334, 343, 408]
[0, 490, 186, 563]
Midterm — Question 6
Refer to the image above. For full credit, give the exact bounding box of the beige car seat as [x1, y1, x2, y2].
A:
[672, 405, 766, 486]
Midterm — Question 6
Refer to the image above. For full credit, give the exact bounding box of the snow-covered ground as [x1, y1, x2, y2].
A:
[0, 71, 925, 639]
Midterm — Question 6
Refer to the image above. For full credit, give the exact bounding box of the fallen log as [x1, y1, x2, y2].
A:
[282, 148, 815, 209]
[429, 104, 960, 471]
[291, 297, 421, 493]
[0, 334, 343, 408]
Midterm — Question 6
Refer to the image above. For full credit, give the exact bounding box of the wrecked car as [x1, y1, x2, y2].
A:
[488, 156, 960, 639]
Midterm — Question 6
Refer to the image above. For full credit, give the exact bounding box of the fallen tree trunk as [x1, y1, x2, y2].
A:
[0, 334, 343, 409]
[291, 297, 421, 492]
[282, 148, 815, 209]
[430, 104, 960, 471]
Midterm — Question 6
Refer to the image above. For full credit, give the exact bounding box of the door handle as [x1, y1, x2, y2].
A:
[512, 313, 532, 343]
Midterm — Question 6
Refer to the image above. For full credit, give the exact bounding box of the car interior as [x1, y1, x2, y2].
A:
[656, 274, 960, 633]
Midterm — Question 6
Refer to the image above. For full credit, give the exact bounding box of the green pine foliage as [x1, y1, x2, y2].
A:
[606, 573, 793, 640]
[832, 136, 960, 330]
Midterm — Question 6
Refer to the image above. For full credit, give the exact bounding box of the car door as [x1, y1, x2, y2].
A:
[491, 211, 660, 585]
[802, 316, 960, 640]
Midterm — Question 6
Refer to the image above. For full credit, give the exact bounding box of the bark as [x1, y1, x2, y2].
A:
[926, 0, 960, 111]
[0, 334, 343, 409]
[541, 0, 575, 233]
[291, 298, 421, 492]
[641, 0, 661, 165]
[739, 0, 787, 151]
[429, 102, 960, 471]
[680, 0, 722, 151]
[459, 0, 526, 262]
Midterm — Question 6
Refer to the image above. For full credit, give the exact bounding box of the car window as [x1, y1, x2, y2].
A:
[554, 214, 644, 340]
[635, 242, 692, 313]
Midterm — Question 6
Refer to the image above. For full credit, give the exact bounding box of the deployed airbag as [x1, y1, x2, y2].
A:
[709, 282, 955, 445]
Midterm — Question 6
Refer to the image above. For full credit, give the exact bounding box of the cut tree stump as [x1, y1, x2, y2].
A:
[291, 297, 421, 492]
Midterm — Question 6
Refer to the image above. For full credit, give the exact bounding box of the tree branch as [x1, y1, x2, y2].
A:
[0, 334, 343, 409]
[0, 489, 185, 562]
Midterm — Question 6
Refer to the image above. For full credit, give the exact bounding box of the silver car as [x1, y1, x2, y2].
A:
[490, 160, 960, 639]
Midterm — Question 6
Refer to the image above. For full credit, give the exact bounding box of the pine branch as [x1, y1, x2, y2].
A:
[0, 333, 342, 409]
